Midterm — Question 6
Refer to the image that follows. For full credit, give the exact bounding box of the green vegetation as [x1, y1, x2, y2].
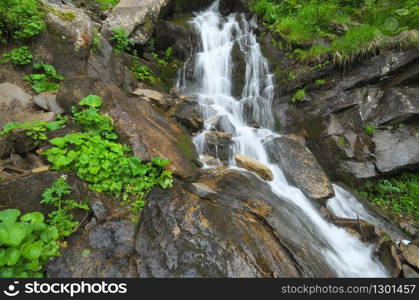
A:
[44, 95, 173, 213]
[110, 28, 133, 53]
[314, 79, 326, 86]
[1, 46, 33, 65]
[45, 6, 76, 21]
[95, 0, 120, 11]
[364, 124, 376, 137]
[132, 61, 159, 84]
[290, 88, 306, 103]
[0, 209, 60, 278]
[250, 0, 419, 64]
[24, 62, 64, 93]
[91, 28, 101, 52]
[0, 116, 67, 143]
[41, 176, 89, 238]
[0, 0, 45, 42]
[357, 172, 419, 222]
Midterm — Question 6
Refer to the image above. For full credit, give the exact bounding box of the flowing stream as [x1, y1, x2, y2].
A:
[179, 0, 389, 277]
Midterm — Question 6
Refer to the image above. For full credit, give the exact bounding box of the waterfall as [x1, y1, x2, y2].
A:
[181, 0, 388, 277]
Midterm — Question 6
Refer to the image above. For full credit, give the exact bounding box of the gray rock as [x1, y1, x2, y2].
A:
[174, 101, 203, 134]
[136, 170, 336, 277]
[265, 136, 335, 201]
[204, 131, 232, 162]
[0, 83, 32, 107]
[33, 92, 64, 114]
[374, 126, 419, 173]
[89, 197, 109, 221]
[89, 220, 136, 258]
[378, 241, 402, 278]
[33, 3, 93, 77]
[402, 264, 419, 278]
[401, 244, 419, 270]
[190, 183, 218, 199]
[101, 0, 171, 45]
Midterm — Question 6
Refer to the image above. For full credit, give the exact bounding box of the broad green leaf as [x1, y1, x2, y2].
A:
[0, 223, 27, 247]
[0, 209, 21, 223]
[0, 249, 6, 267]
[21, 241, 43, 261]
[40, 226, 59, 242]
[79, 95, 103, 108]
[128, 157, 147, 176]
[6, 247, 21, 266]
[20, 212, 44, 224]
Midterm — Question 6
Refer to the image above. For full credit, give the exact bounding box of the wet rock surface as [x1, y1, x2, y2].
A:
[272, 49, 419, 184]
[98, 85, 199, 178]
[235, 154, 273, 181]
[265, 136, 334, 201]
[101, 0, 171, 45]
[136, 170, 336, 277]
[204, 131, 232, 162]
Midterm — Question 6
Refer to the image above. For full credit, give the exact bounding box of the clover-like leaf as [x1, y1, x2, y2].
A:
[79, 95, 103, 108]
[0, 209, 21, 223]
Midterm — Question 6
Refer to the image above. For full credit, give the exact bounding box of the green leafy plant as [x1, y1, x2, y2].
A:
[110, 28, 133, 53]
[0, 0, 46, 41]
[151, 52, 169, 67]
[95, 0, 120, 11]
[1, 46, 33, 65]
[41, 176, 89, 238]
[0, 116, 67, 142]
[164, 47, 173, 60]
[91, 28, 101, 52]
[357, 172, 419, 222]
[72, 95, 117, 140]
[290, 89, 306, 103]
[132, 61, 159, 84]
[314, 79, 326, 86]
[364, 124, 376, 137]
[24, 62, 64, 93]
[0, 209, 60, 278]
[43, 96, 173, 213]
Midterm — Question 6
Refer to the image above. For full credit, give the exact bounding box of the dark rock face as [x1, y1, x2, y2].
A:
[272, 49, 419, 184]
[46, 220, 139, 278]
[154, 21, 194, 61]
[373, 126, 419, 174]
[174, 101, 204, 135]
[135, 170, 336, 277]
[0, 172, 87, 215]
[204, 131, 232, 162]
[97, 85, 199, 178]
[265, 136, 334, 201]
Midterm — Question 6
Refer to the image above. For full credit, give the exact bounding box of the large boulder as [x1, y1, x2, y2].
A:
[101, 0, 172, 45]
[265, 136, 335, 201]
[373, 126, 419, 174]
[235, 154, 273, 181]
[33, 3, 93, 76]
[97, 85, 199, 178]
[0, 172, 87, 216]
[135, 170, 336, 277]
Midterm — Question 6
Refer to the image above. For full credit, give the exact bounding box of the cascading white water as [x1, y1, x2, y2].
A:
[182, 0, 388, 277]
